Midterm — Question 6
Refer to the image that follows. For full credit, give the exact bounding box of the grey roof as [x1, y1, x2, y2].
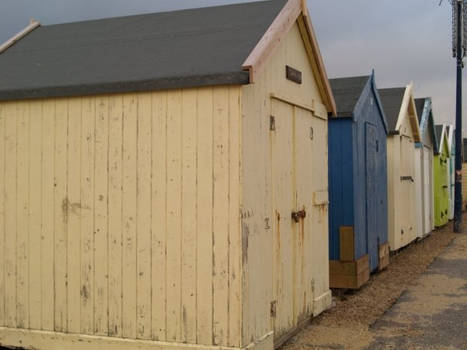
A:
[329, 75, 370, 117]
[414, 98, 425, 123]
[0, 0, 287, 101]
[464, 138, 467, 162]
[378, 88, 406, 133]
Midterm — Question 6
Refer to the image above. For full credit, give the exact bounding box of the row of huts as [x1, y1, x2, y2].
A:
[0, 0, 458, 350]
[328, 76, 457, 290]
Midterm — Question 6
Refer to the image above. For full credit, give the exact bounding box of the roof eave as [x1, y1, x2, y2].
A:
[0, 71, 250, 102]
[0, 19, 41, 55]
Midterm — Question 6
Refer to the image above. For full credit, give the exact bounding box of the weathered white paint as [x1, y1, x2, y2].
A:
[387, 84, 420, 251]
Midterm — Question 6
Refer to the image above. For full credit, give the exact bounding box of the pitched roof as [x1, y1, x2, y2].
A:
[0, 0, 289, 101]
[377, 88, 406, 133]
[329, 75, 370, 117]
[414, 98, 426, 123]
[463, 138, 467, 162]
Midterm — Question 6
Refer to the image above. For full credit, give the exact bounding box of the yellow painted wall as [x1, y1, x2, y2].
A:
[0, 87, 244, 349]
[387, 109, 418, 251]
[241, 21, 331, 346]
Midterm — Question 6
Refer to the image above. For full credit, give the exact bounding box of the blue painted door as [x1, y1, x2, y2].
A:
[365, 123, 378, 270]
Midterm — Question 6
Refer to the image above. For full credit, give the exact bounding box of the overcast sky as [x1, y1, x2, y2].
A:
[0, 0, 463, 131]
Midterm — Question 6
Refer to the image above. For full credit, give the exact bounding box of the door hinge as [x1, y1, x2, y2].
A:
[270, 301, 277, 318]
[270, 116, 276, 131]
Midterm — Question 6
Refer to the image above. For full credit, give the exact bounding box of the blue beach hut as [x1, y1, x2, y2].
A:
[328, 74, 389, 289]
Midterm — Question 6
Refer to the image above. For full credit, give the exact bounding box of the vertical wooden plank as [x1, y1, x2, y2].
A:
[136, 93, 152, 340]
[4, 103, 17, 328]
[41, 100, 55, 331]
[151, 91, 167, 341]
[94, 96, 109, 336]
[54, 99, 68, 332]
[212, 87, 230, 346]
[16, 102, 29, 329]
[122, 94, 137, 339]
[81, 97, 95, 334]
[196, 88, 213, 345]
[181, 90, 197, 344]
[228, 87, 242, 347]
[108, 95, 123, 337]
[29, 101, 43, 330]
[166, 90, 182, 342]
[67, 97, 82, 334]
[0, 103, 5, 327]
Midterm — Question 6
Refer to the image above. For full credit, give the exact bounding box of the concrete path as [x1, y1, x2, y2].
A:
[368, 233, 467, 349]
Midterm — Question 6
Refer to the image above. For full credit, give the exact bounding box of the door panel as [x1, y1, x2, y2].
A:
[423, 147, 432, 234]
[400, 135, 415, 246]
[270, 99, 317, 341]
[271, 99, 295, 337]
[365, 123, 378, 270]
[294, 107, 315, 322]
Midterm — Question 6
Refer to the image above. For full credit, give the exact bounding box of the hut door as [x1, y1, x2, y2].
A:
[423, 146, 432, 233]
[365, 123, 378, 270]
[270, 99, 314, 342]
[400, 136, 415, 242]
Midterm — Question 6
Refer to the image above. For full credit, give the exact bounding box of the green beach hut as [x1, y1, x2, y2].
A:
[434, 124, 450, 227]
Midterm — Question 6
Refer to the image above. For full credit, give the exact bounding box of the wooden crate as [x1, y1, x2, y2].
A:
[329, 254, 369, 289]
[378, 242, 390, 271]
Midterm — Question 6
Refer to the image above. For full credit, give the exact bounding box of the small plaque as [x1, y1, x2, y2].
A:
[286, 65, 302, 84]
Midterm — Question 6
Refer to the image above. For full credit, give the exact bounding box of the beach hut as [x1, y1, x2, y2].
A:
[379, 84, 421, 251]
[0, 1, 337, 349]
[462, 138, 467, 210]
[414, 98, 436, 238]
[446, 125, 456, 220]
[434, 125, 450, 227]
[328, 74, 389, 289]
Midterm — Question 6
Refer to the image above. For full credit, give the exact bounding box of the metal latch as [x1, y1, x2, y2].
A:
[400, 176, 414, 182]
[291, 210, 307, 223]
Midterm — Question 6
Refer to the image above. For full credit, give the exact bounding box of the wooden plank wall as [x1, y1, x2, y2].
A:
[0, 86, 242, 348]
[241, 22, 330, 345]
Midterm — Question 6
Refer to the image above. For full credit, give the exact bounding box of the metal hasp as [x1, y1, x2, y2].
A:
[291, 209, 307, 223]
[453, 0, 464, 232]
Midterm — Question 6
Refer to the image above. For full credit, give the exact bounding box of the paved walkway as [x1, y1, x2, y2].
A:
[368, 233, 467, 349]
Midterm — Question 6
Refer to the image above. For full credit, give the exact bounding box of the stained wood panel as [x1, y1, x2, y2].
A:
[54, 99, 68, 333]
[196, 88, 214, 345]
[166, 90, 182, 343]
[151, 91, 167, 342]
[136, 93, 152, 340]
[94, 96, 109, 336]
[181, 90, 197, 344]
[0, 85, 243, 348]
[4, 103, 17, 328]
[122, 94, 138, 339]
[108, 95, 123, 338]
[67, 98, 82, 334]
[16, 102, 29, 330]
[41, 100, 55, 331]
[29, 101, 42, 330]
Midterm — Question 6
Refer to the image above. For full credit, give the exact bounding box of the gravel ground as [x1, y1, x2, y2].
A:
[282, 222, 458, 350]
